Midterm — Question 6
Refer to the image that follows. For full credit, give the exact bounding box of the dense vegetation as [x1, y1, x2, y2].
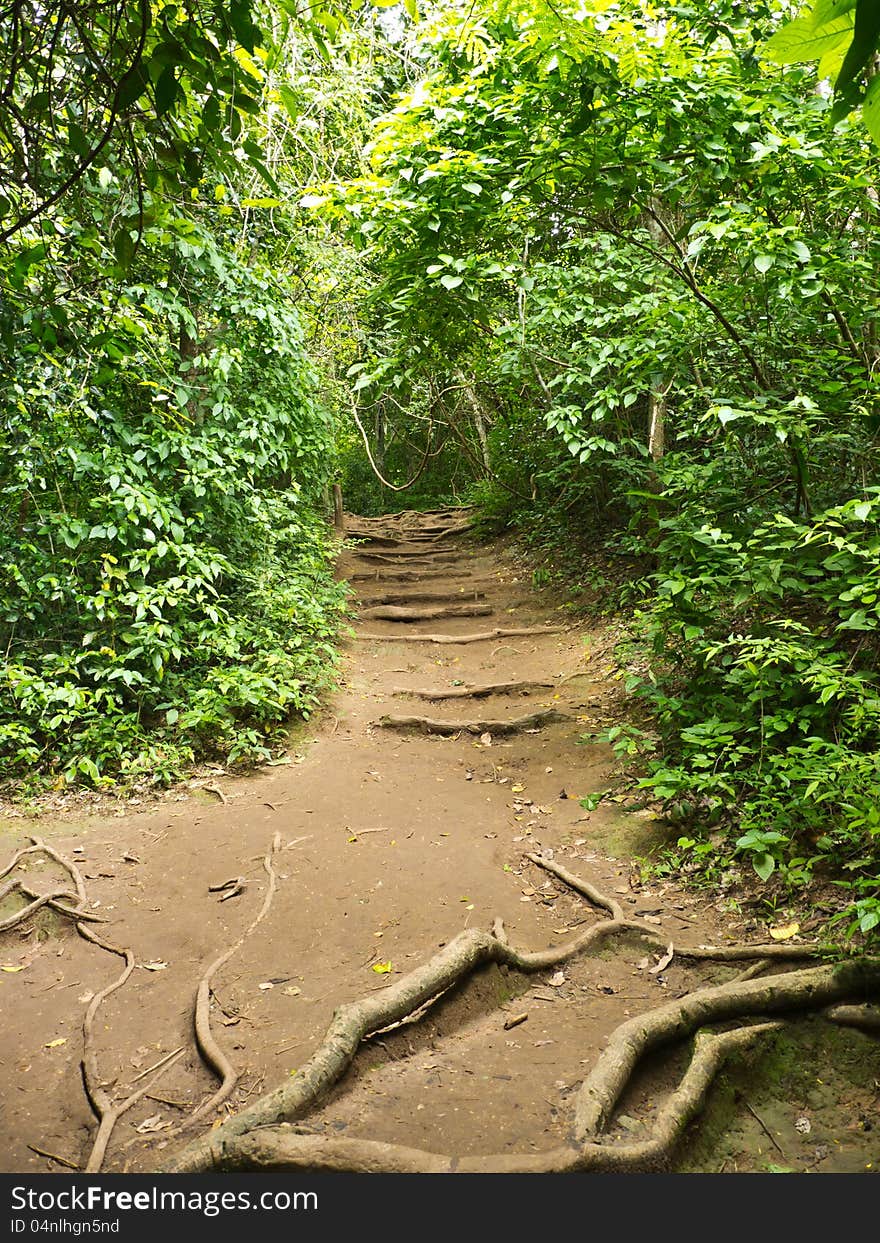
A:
[3, 0, 880, 935]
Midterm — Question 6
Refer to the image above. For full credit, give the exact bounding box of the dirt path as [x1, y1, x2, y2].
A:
[1, 511, 877, 1174]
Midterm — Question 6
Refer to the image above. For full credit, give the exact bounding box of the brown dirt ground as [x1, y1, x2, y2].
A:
[0, 511, 877, 1175]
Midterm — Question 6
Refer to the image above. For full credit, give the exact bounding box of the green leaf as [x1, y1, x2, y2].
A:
[113, 229, 135, 269]
[811, 0, 857, 26]
[753, 853, 776, 882]
[117, 65, 150, 111]
[462, 182, 483, 195]
[763, 13, 853, 65]
[754, 254, 774, 273]
[439, 273, 464, 290]
[863, 73, 880, 143]
[155, 65, 178, 116]
[834, 0, 880, 100]
[66, 121, 91, 159]
[277, 84, 300, 121]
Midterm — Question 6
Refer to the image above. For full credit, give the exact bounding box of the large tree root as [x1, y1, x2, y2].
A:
[825, 1003, 880, 1031]
[360, 603, 492, 622]
[377, 709, 568, 736]
[354, 550, 466, 564]
[358, 625, 567, 645]
[392, 679, 555, 701]
[164, 862, 851, 1177]
[359, 590, 488, 607]
[166, 1022, 783, 1173]
[349, 568, 476, 583]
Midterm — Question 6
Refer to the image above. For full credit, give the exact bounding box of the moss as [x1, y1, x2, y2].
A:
[570, 807, 679, 861]
[675, 1019, 880, 1173]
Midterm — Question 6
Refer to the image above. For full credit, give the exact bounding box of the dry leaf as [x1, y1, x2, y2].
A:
[479, 732, 492, 747]
[547, 971, 566, 988]
[794, 1116, 811, 1134]
[282, 986, 302, 998]
[44, 1038, 66, 1049]
[649, 944, 674, 975]
[372, 961, 393, 974]
[1, 964, 25, 973]
[258, 982, 274, 990]
[769, 922, 800, 941]
[142, 961, 168, 971]
[134, 1115, 172, 1134]
[511, 784, 525, 794]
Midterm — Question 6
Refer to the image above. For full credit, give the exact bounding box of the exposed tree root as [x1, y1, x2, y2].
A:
[825, 1003, 880, 1031]
[0, 882, 105, 931]
[377, 710, 568, 736]
[358, 625, 567, 645]
[354, 550, 465, 564]
[573, 959, 880, 1140]
[164, 856, 858, 1177]
[180, 833, 283, 1130]
[168, 1022, 782, 1174]
[359, 589, 487, 606]
[79, 924, 169, 1174]
[391, 679, 554, 701]
[349, 568, 476, 583]
[526, 852, 625, 919]
[360, 603, 493, 622]
[525, 852, 817, 963]
[0, 838, 156, 1175]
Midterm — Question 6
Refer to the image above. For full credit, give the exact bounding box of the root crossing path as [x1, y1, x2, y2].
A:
[1, 508, 878, 1175]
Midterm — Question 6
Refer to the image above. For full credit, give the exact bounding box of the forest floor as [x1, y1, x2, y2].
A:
[0, 511, 878, 1175]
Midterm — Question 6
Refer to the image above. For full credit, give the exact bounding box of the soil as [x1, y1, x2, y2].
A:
[0, 510, 877, 1175]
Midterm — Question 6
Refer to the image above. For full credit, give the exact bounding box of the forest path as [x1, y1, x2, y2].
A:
[0, 511, 876, 1174]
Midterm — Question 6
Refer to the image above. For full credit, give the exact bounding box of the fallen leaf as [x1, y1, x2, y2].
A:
[511, 784, 525, 794]
[282, 986, 302, 998]
[372, 961, 393, 974]
[141, 961, 168, 971]
[1, 964, 25, 973]
[44, 1038, 66, 1049]
[547, 971, 566, 988]
[258, 982, 274, 990]
[649, 944, 674, 975]
[769, 922, 800, 941]
[134, 1115, 172, 1134]
[479, 732, 492, 747]
[794, 1116, 811, 1134]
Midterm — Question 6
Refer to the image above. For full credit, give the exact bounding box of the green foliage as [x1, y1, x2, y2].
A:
[0, 3, 358, 793]
[763, 0, 880, 143]
[318, 0, 880, 936]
